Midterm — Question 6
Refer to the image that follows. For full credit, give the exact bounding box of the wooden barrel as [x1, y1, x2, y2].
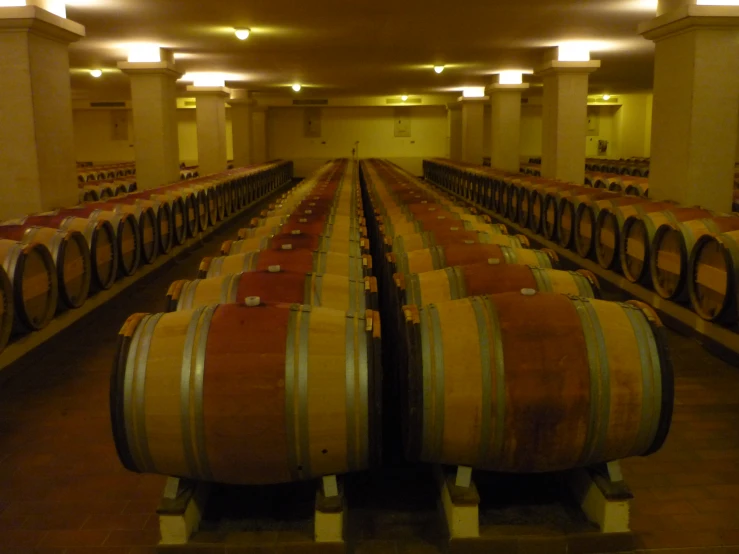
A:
[252, 214, 366, 238]
[0, 264, 14, 354]
[541, 186, 593, 241]
[573, 193, 623, 259]
[390, 227, 510, 255]
[175, 186, 209, 232]
[88, 210, 141, 278]
[401, 293, 673, 471]
[110, 303, 382, 484]
[620, 207, 714, 284]
[156, 190, 198, 238]
[166, 270, 378, 314]
[594, 200, 675, 271]
[688, 230, 739, 323]
[388, 244, 559, 275]
[222, 232, 366, 258]
[98, 202, 159, 265]
[558, 191, 618, 249]
[396, 263, 600, 307]
[625, 179, 649, 197]
[0, 239, 58, 331]
[114, 196, 173, 255]
[148, 192, 189, 245]
[651, 215, 739, 301]
[199, 250, 372, 281]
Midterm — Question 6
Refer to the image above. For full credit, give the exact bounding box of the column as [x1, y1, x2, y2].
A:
[488, 83, 530, 173]
[188, 86, 229, 177]
[447, 103, 462, 161]
[640, 2, 739, 212]
[0, 6, 84, 220]
[229, 89, 253, 168]
[251, 106, 268, 164]
[118, 48, 181, 190]
[459, 98, 486, 165]
[535, 49, 600, 185]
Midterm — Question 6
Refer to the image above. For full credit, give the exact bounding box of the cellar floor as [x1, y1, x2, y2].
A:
[0, 207, 738, 553]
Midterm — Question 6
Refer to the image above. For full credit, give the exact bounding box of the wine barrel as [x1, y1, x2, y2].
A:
[688, 230, 739, 323]
[114, 196, 173, 255]
[572, 193, 623, 259]
[199, 250, 372, 281]
[402, 293, 673, 471]
[97, 202, 159, 265]
[396, 263, 600, 307]
[388, 244, 559, 275]
[625, 179, 649, 197]
[222, 232, 366, 258]
[620, 207, 714, 284]
[651, 215, 739, 301]
[0, 265, 13, 354]
[252, 214, 367, 238]
[111, 303, 382, 485]
[594, 200, 676, 271]
[558, 191, 618, 249]
[148, 192, 189, 245]
[166, 270, 378, 314]
[0, 240, 58, 331]
[390, 227, 510, 255]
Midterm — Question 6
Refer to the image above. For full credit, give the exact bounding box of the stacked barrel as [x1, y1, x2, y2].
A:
[110, 159, 383, 486]
[362, 158, 672, 473]
[0, 160, 293, 357]
[424, 158, 739, 329]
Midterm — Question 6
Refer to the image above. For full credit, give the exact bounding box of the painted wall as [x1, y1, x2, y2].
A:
[612, 93, 653, 159]
[266, 106, 448, 176]
[520, 104, 543, 160]
[73, 108, 233, 165]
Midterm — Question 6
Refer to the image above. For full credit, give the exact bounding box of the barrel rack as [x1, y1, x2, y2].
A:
[0, 179, 297, 374]
[423, 175, 739, 365]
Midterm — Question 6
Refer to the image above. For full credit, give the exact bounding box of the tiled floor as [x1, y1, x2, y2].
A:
[1, 208, 739, 553]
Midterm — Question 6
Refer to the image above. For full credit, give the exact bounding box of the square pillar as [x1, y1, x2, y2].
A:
[252, 106, 268, 165]
[229, 89, 253, 168]
[447, 103, 462, 161]
[488, 84, 530, 173]
[459, 98, 487, 165]
[119, 50, 182, 190]
[640, 4, 739, 212]
[188, 86, 230, 177]
[0, 6, 84, 220]
[535, 59, 600, 185]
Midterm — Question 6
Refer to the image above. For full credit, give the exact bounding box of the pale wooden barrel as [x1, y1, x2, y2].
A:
[688, 230, 739, 323]
[0, 239, 58, 332]
[167, 270, 378, 314]
[0, 264, 13, 354]
[401, 293, 673, 472]
[110, 303, 382, 485]
[222, 233, 365, 258]
[59, 217, 118, 291]
[396, 263, 600, 307]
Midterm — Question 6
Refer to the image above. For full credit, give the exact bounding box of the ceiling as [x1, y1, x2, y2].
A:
[65, 0, 659, 101]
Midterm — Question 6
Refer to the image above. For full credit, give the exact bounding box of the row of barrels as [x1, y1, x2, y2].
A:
[585, 172, 649, 198]
[111, 159, 385, 485]
[424, 158, 739, 326]
[77, 162, 136, 183]
[361, 158, 672, 472]
[585, 158, 650, 177]
[0, 160, 293, 356]
[78, 178, 138, 203]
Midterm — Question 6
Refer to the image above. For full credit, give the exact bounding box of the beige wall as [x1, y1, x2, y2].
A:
[267, 106, 448, 176]
[520, 104, 544, 159]
[74, 108, 234, 165]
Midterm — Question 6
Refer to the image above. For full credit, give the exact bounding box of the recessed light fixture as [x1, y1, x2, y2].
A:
[462, 87, 485, 98]
[235, 28, 251, 40]
[90, 69, 103, 78]
[558, 43, 591, 62]
[602, 94, 611, 101]
[434, 65, 445, 74]
[401, 95, 408, 102]
[292, 84, 302, 92]
[498, 71, 524, 85]
[127, 45, 162, 63]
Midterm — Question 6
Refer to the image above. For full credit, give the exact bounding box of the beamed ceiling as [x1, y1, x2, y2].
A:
[65, 0, 659, 100]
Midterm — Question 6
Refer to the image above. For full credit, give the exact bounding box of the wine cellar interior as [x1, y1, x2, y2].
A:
[1, 0, 739, 553]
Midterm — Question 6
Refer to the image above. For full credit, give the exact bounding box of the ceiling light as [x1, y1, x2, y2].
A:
[90, 69, 103, 78]
[602, 94, 611, 101]
[462, 87, 485, 98]
[235, 28, 251, 40]
[0, 0, 66, 16]
[292, 84, 302, 92]
[697, 0, 739, 4]
[192, 74, 226, 87]
[127, 45, 162, 63]
[401, 95, 408, 101]
[557, 43, 591, 62]
[434, 65, 445, 74]
[498, 71, 524, 85]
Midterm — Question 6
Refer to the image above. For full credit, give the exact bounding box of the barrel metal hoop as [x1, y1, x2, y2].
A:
[530, 267, 552, 293]
[313, 273, 325, 307]
[298, 307, 312, 479]
[406, 273, 421, 308]
[179, 279, 197, 311]
[622, 305, 662, 457]
[572, 299, 611, 466]
[419, 307, 435, 461]
[572, 272, 592, 298]
[481, 296, 506, 462]
[285, 307, 301, 481]
[470, 298, 493, 466]
[434, 247, 447, 271]
[227, 273, 240, 304]
[500, 246, 514, 265]
[244, 251, 258, 272]
[429, 305, 446, 460]
[128, 313, 163, 473]
[357, 314, 369, 468]
[344, 310, 358, 469]
[179, 306, 208, 479]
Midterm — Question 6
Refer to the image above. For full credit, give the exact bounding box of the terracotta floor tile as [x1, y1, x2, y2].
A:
[0, 530, 44, 547]
[82, 514, 150, 531]
[39, 529, 111, 547]
[635, 530, 725, 549]
[20, 513, 89, 530]
[104, 529, 160, 547]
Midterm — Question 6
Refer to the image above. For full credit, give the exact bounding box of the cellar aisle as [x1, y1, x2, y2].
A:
[0, 209, 738, 552]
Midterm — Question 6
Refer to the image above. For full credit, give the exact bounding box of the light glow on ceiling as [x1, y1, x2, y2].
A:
[235, 28, 251, 40]
[0, 0, 66, 17]
[127, 45, 162, 63]
[602, 94, 611, 100]
[462, 87, 485, 98]
[90, 69, 103, 78]
[498, 71, 524, 85]
[696, 0, 739, 4]
[401, 95, 408, 101]
[181, 73, 229, 87]
[292, 84, 302, 92]
[558, 43, 591, 61]
[434, 65, 445, 74]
